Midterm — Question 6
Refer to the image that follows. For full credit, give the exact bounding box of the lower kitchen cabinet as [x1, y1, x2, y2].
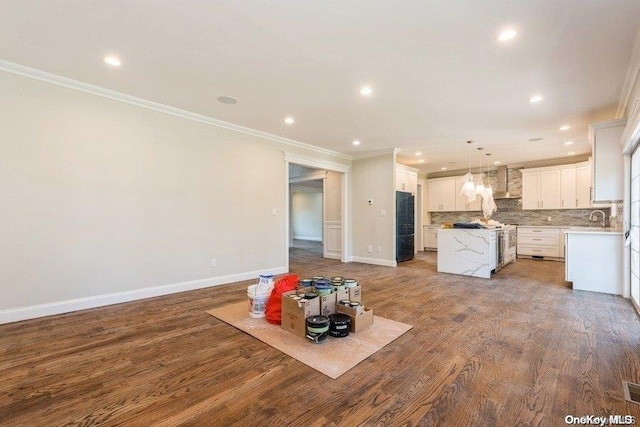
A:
[565, 230, 623, 294]
[516, 227, 563, 260]
[423, 225, 438, 251]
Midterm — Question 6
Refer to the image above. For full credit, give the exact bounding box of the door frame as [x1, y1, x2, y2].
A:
[284, 152, 350, 269]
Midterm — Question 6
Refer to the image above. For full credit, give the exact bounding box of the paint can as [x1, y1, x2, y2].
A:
[329, 313, 351, 338]
[299, 278, 314, 288]
[247, 284, 271, 318]
[344, 279, 358, 288]
[306, 315, 330, 344]
[314, 279, 333, 296]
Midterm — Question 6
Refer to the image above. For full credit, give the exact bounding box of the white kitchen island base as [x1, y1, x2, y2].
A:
[437, 228, 497, 279]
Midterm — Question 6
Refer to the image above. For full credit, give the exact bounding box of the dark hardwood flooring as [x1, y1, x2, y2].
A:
[2, 249, 640, 426]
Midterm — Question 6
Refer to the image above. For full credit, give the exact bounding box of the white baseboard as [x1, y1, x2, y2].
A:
[0, 266, 288, 325]
[350, 256, 398, 267]
[323, 253, 341, 260]
[292, 236, 322, 242]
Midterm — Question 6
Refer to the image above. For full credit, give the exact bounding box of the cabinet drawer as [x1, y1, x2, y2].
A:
[517, 244, 560, 257]
[518, 235, 558, 245]
[517, 228, 559, 238]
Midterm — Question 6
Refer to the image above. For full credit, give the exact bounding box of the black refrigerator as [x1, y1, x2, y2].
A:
[396, 191, 415, 262]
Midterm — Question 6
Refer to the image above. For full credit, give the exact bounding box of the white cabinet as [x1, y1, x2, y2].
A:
[455, 192, 482, 211]
[423, 225, 438, 250]
[565, 230, 623, 294]
[521, 162, 601, 210]
[454, 175, 482, 211]
[560, 167, 576, 209]
[521, 169, 560, 210]
[521, 172, 540, 210]
[427, 179, 456, 212]
[516, 227, 563, 259]
[575, 163, 592, 208]
[590, 119, 625, 202]
[396, 164, 418, 194]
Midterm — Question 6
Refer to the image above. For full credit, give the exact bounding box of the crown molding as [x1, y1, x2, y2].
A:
[622, 99, 640, 154]
[0, 59, 351, 161]
[617, 28, 640, 119]
[351, 148, 398, 160]
[284, 152, 350, 173]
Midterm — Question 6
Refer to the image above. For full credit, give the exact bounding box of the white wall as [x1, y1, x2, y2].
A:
[291, 189, 322, 240]
[0, 70, 349, 322]
[351, 153, 396, 266]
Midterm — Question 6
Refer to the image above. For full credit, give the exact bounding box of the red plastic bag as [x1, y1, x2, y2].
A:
[265, 274, 299, 325]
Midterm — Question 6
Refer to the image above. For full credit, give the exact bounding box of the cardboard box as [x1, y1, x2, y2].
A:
[319, 294, 335, 317]
[281, 287, 320, 338]
[335, 289, 349, 305]
[337, 304, 373, 332]
[348, 285, 361, 302]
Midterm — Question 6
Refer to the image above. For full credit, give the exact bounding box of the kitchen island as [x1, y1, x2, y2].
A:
[437, 228, 498, 278]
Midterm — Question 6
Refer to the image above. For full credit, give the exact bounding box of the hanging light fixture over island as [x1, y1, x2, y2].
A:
[457, 142, 497, 219]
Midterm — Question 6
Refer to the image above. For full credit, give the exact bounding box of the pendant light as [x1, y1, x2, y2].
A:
[481, 153, 498, 219]
[475, 147, 486, 198]
[459, 141, 476, 202]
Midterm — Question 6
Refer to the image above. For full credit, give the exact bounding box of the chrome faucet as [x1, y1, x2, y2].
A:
[589, 210, 606, 228]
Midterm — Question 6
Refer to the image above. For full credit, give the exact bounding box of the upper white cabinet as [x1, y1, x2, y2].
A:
[427, 179, 456, 212]
[454, 175, 482, 211]
[396, 164, 418, 194]
[522, 161, 599, 210]
[521, 168, 561, 210]
[560, 167, 577, 209]
[455, 191, 482, 211]
[575, 163, 592, 208]
[590, 119, 625, 202]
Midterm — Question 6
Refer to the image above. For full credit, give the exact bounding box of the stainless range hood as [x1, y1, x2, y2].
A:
[492, 165, 521, 199]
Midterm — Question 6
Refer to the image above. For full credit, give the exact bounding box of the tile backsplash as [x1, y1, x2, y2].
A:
[429, 168, 622, 228]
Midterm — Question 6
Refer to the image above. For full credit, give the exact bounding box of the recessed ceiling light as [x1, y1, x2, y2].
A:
[494, 161, 501, 165]
[359, 86, 373, 96]
[559, 124, 571, 131]
[104, 56, 122, 67]
[415, 151, 423, 156]
[217, 96, 237, 105]
[440, 166, 447, 170]
[567, 151, 575, 155]
[564, 141, 574, 146]
[418, 159, 425, 164]
[528, 137, 544, 142]
[284, 117, 295, 124]
[498, 29, 517, 42]
[528, 95, 543, 103]
[352, 140, 361, 146]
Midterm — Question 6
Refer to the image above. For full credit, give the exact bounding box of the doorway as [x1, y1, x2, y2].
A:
[284, 152, 350, 269]
[289, 168, 324, 258]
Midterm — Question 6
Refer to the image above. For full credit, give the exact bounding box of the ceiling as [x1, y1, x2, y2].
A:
[1, 1, 639, 174]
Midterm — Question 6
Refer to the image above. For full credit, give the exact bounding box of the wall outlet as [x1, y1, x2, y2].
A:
[271, 208, 277, 215]
[381, 210, 387, 216]
[211, 259, 217, 268]
[367, 245, 373, 253]
[547, 216, 551, 222]
[377, 246, 382, 253]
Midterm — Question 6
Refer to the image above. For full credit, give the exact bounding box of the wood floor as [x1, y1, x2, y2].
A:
[2, 249, 640, 426]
